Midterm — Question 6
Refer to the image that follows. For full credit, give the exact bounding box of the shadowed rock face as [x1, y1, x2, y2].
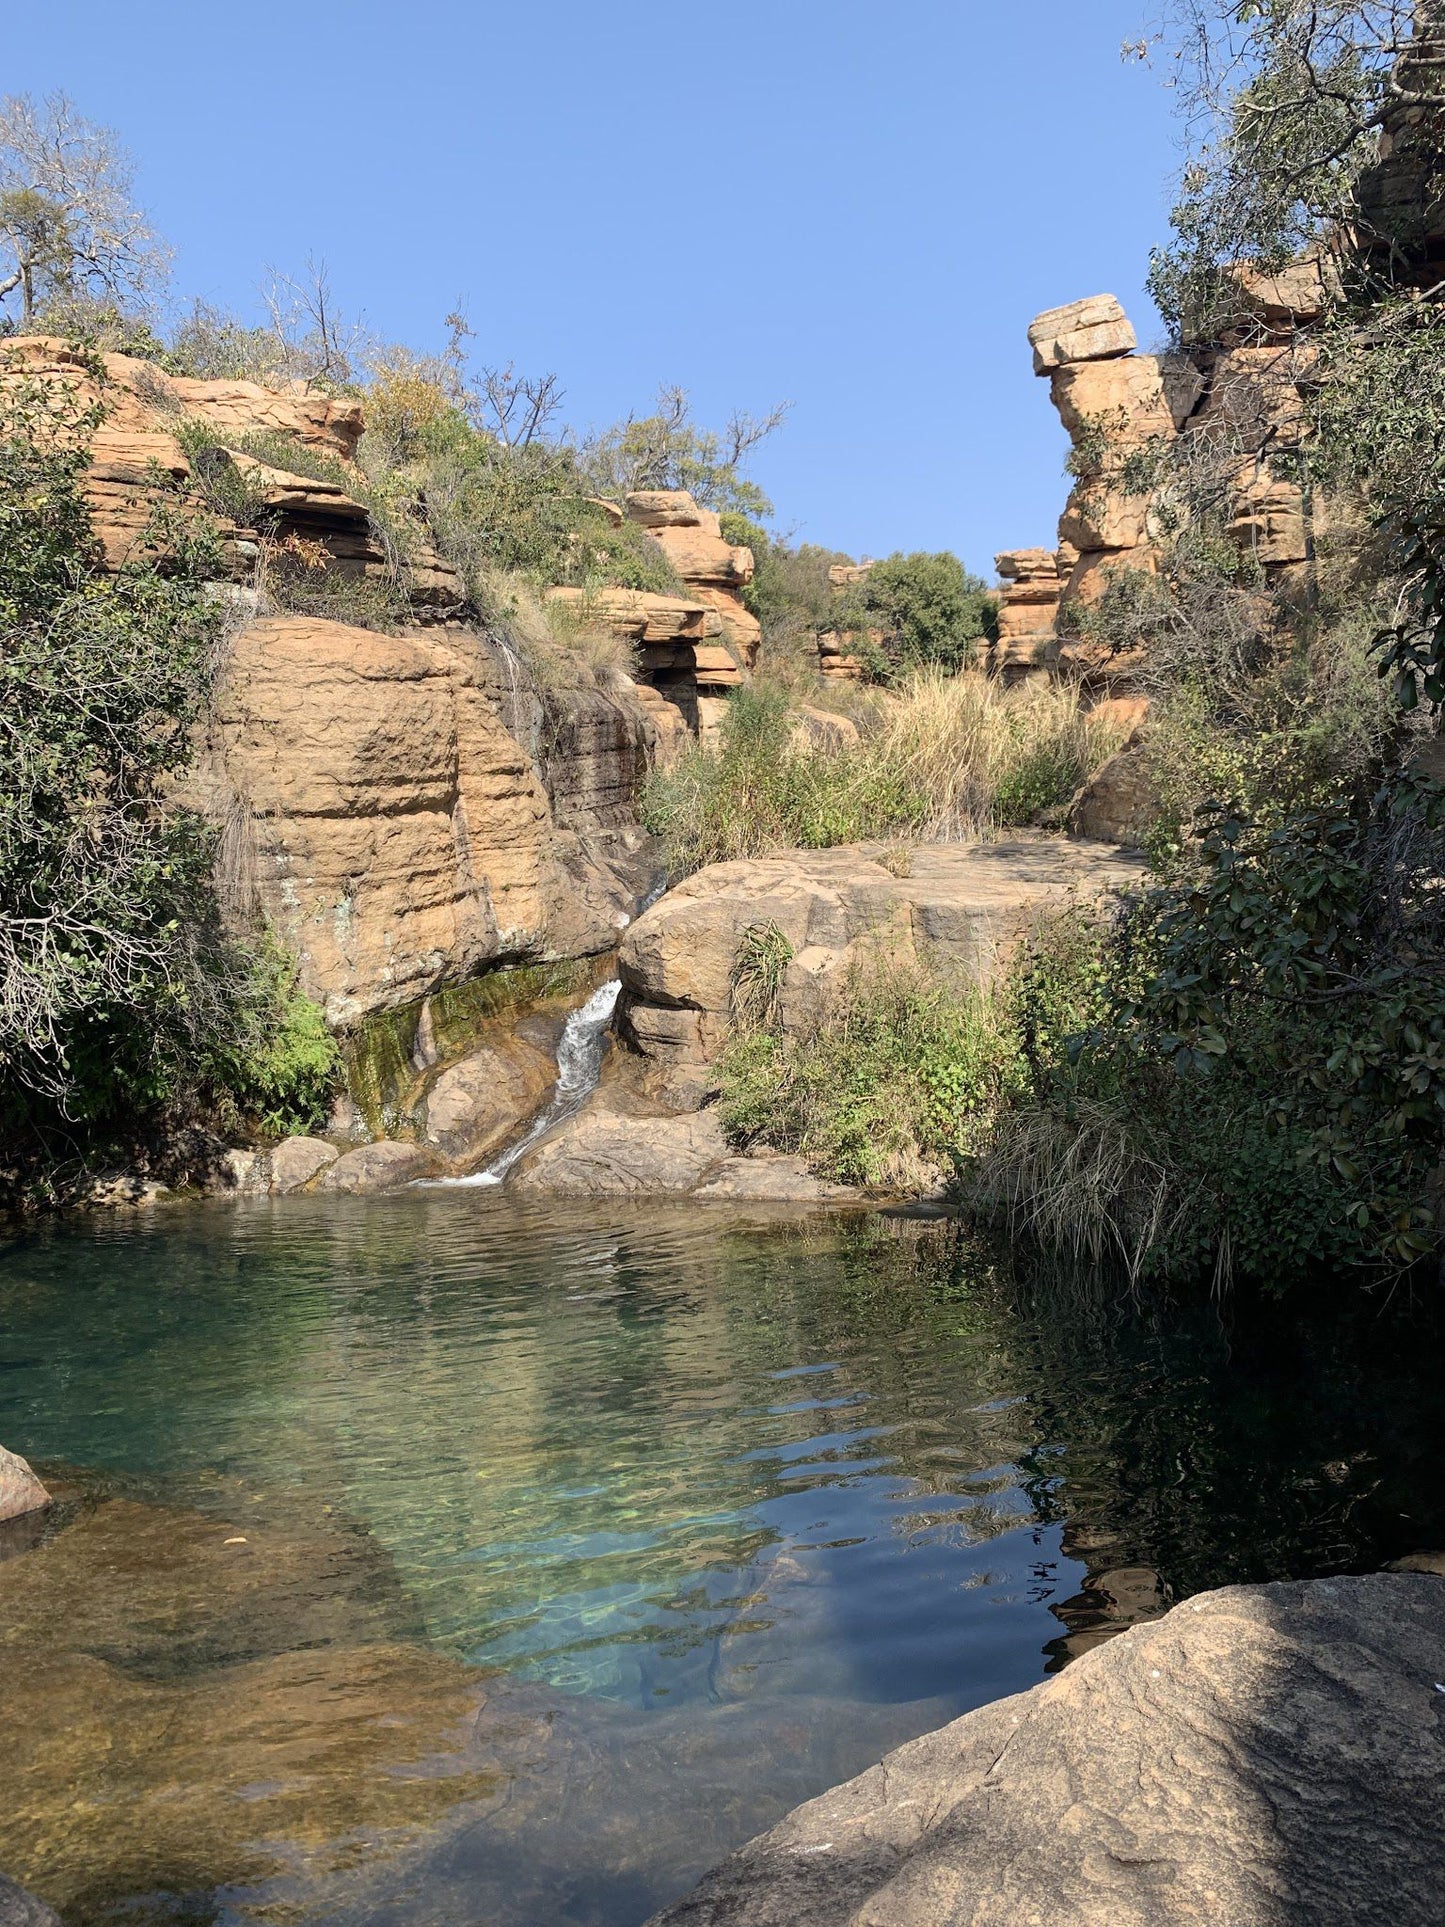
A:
[0, 1876, 62, 1927]
[646, 1572, 1445, 1927]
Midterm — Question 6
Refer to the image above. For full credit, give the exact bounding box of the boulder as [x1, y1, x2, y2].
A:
[269, 1136, 341, 1194]
[1068, 744, 1160, 848]
[624, 490, 723, 534]
[419, 1035, 558, 1165]
[790, 706, 861, 754]
[1029, 294, 1137, 374]
[0, 1876, 62, 1927]
[510, 1098, 730, 1195]
[507, 1093, 863, 1202]
[618, 839, 1144, 1091]
[1048, 353, 1177, 446]
[313, 1140, 441, 1194]
[0, 1446, 50, 1525]
[646, 1572, 1445, 1927]
[1230, 251, 1336, 330]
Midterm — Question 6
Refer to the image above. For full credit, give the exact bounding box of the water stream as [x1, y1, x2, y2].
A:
[444, 977, 622, 1187]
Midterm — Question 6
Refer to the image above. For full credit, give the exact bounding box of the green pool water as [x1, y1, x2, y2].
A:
[2, 1194, 1443, 1925]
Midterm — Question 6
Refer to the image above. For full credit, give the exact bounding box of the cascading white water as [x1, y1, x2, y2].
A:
[440, 978, 622, 1188]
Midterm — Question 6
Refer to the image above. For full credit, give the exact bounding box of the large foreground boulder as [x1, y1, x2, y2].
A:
[619, 838, 1143, 1102]
[647, 1573, 1445, 1927]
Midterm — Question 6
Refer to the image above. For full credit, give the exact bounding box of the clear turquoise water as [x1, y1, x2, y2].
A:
[3, 1194, 1443, 1925]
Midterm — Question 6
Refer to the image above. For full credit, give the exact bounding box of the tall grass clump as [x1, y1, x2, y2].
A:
[641, 671, 1123, 876]
[718, 907, 1110, 1191]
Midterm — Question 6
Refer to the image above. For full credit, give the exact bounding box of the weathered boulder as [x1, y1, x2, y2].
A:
[313, 1140, 441, 1194]
[0, 1446, 50, 1525]
[1029, 293, 1137, 374]
[618, 840, 1144, 1095]
[647, 1572, 1445, 1927]
[509, 1092, 860, 1201]
[420, 1034, 558, 1165]
[511, 1099, 729, 1195]
[1068, 743, 1160, 847]
[269, 1136, 341, 1194]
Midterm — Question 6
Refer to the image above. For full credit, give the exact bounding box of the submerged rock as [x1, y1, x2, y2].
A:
[0, 1447, 49, 1525]
[647, 1573, 1445, 1927]
[0, 1875, 62, 1927]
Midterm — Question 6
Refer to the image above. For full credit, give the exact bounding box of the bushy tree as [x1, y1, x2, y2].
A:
[846, 551, 997, 680]
[579, 386, 788, 516]
[1146, 1, 1445, 338]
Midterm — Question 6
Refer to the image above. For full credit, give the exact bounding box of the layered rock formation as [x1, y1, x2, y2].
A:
[197, 615, 653, 1027]
[546, 490, 761, 739]
[617, 839, 1144, 1105]
[993, 290, 1318, 695]
[648, 1571, 1445, 1927]
[992, 547, 1067, 681]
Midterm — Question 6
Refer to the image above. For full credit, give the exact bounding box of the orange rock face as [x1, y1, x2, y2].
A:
[198, 616, 653, 1025]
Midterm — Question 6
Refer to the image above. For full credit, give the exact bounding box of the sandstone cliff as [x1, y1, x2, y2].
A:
[2, 338, 734, 1044]
[993, 286, 1324, 703]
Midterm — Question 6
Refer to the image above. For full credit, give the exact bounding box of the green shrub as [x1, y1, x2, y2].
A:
[0, 359, 345, 1191]
[718, 911, 1106, 1192]
[973, 777, 1445, 1286]
[213, 952, 341, 1139]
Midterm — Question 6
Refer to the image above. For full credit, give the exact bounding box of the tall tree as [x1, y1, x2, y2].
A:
[0, 92, 167, 324]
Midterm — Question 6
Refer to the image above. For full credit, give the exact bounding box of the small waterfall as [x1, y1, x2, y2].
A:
[442, 979, 622, 1188]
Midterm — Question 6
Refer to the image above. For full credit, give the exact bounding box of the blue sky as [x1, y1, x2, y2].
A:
[6, 1, 1180, 575]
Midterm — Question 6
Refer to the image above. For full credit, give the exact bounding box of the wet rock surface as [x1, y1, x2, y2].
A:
[313, 1139, 442, 1194]
[646, 1573, 1445, 1927]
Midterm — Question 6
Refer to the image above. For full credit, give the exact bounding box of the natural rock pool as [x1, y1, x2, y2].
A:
[3, 1196, 1444, 1925]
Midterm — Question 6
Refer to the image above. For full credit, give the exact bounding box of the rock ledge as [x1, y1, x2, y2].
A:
[647, 1573, 1445, 1927]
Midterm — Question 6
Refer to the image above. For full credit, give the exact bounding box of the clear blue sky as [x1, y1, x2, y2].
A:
[6, 1, 1180, 576]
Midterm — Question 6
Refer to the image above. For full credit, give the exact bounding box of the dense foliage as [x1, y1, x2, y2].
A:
[841, 551, 998, 681]
[717, 909, 1107, 1191]
[0, 362, 336, 1192]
